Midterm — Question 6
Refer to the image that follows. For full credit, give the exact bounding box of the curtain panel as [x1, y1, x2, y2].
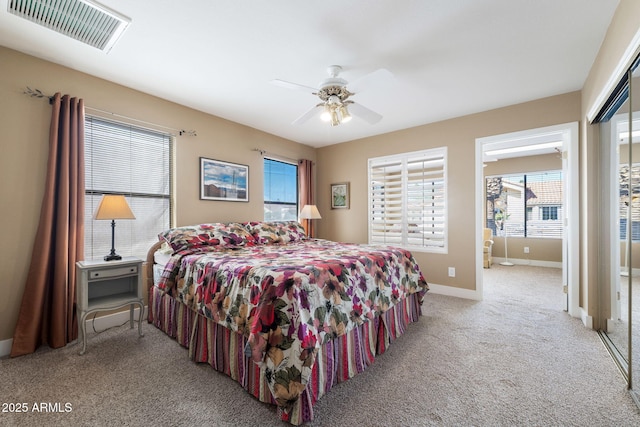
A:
[11, 93, 85, 357]
[298, 159, 315, 237]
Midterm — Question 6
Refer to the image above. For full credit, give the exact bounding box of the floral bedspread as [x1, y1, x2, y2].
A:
[158, 239, 428, 414]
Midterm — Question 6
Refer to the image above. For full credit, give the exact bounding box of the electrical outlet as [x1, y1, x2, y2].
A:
[524, 247, 530, 254]
[448, 267, 455, 277]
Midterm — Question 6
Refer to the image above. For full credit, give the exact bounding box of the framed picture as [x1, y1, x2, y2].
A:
[331, 182, 350, 209]
[200, 157, 249, 202]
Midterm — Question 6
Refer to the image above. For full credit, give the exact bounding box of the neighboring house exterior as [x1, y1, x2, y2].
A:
[487, 176, 562, 239]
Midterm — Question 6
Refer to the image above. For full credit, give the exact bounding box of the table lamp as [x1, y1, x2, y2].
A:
[299, 204, 321, 237]
[94, 194, 135, 261]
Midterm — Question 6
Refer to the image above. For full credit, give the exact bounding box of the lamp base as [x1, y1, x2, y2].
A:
[104, 253, 122, 262]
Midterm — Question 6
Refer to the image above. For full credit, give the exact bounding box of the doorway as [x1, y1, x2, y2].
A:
[475, 123, 580, 318]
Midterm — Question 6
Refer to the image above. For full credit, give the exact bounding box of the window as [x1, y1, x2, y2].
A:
[368, 147, 447, 252]
[485, 170, 562, 239]
[264, 158, 298, 221]
[541, 206, 558, 221]
[619, 164, 640, 241]
[84, 116, 172, 260]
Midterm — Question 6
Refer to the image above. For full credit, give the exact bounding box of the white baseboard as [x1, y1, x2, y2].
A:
[427, 283, 481, 300]
[0, 306, 148, 359]
[492, 257, 562, 269]
[581, 308, 594, 329]
[620, 267, 640, 276]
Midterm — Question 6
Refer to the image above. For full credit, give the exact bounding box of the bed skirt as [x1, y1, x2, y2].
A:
[148, 286, 423, 425]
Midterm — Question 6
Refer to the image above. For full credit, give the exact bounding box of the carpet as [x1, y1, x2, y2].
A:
[1, 264, 639, 426]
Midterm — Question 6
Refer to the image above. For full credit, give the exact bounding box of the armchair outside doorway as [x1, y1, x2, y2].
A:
[483, 228, 494, 268]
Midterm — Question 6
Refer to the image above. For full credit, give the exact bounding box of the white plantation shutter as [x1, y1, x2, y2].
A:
[370, 158, 403, 245]
[369, 147, 447, 252]
[84, 116, 172, 260]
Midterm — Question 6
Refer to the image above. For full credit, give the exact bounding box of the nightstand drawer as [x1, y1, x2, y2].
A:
[89, 265, 138, 280]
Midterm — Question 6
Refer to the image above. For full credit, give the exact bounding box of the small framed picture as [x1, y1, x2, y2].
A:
[200, 157, 249, 202]
[331, 182, 350, 209]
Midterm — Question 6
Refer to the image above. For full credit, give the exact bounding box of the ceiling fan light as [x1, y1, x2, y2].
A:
[320, 104, 331, 122]
[330, 109, 340, 126]
[339, 105, 352, 123]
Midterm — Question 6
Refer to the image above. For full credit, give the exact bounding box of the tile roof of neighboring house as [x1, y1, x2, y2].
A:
[527, 181, 562, 205]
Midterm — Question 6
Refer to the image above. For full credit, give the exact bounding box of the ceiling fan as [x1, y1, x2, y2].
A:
[271, 65, 392, 127]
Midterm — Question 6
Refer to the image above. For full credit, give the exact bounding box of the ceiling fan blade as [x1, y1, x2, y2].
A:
[270, 79, 318, 94]
[348, 68, 394, 93]
[349, 102, 382, 124]
[292, 104, 323, 125]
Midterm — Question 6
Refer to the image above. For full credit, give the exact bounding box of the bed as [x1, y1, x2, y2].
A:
[145, 221, 428, 425]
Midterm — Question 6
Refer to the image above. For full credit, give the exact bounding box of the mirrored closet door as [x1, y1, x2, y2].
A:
[631, 63, 640, 396]
[596, 54, 640, 402]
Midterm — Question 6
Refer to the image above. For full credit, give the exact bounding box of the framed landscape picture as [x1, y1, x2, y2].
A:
[200, 157, 249, 202]
[331, 182, 349, 209]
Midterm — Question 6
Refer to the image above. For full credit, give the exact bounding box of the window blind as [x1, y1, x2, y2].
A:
[369, 147, 447, 252]
[263, 158, 298, 221]
[486, 171, 562, 239]
[619, 164, 640, 241]
[84, 116, 172, 260]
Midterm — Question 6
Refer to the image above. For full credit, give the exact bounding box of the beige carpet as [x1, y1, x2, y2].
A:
[605, 272, 640, 392]
[2, 265, 639, 426]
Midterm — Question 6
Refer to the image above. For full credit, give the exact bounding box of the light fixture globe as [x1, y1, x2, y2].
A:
[339, 105, 352, 123]
[320, 104, 331, 122]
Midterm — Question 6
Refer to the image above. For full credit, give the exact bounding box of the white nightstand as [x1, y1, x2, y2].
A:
[76, 257, 144, 355]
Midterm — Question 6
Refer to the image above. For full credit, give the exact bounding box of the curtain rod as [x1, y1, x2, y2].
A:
[22, 87, 197, 137]
[253, 148, 299, 164]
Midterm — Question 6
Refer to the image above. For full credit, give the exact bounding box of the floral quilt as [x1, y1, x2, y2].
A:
[157, 239, 428, 415]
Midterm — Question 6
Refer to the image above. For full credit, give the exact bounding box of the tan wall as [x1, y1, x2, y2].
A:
[492, 237, 562, 263]
[316, 92, 581, 290]
[580, 0, 640, 326]
[484, 153, 563, 262]
[0, 46, 315, 343]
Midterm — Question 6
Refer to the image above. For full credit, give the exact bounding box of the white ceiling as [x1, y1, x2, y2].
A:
[0, 0, 620, 148]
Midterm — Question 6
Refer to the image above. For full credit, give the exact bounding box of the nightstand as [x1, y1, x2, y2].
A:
[76, 257, 144, 355]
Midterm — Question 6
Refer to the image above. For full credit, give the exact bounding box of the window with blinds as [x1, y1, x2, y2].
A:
[264, 158, 298, 221]
[84, 116, 172, 260]
[368, 147, 447, 252]
[485, 170, 562, 239]
[619, 164, 640, 241]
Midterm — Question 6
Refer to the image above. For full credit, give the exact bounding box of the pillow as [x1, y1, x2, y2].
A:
[244, 221, 308, 244]
[279, 221, 308, 242]
[159, 222, 256, 252]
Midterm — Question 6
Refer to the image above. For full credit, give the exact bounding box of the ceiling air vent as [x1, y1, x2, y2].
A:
[8, 0, 130, 52]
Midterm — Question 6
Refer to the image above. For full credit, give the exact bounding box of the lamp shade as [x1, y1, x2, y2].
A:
[94, 195, 136, 220]
[299, 204, 321, 220]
